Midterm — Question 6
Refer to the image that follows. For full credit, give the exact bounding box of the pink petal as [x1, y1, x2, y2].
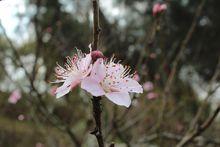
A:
[81, 53, 92, 70]
[81, 77, 105, 96]
[90, 58, 106, 82]
[115, 77, 143, 93]
[105, 92, 131, 107]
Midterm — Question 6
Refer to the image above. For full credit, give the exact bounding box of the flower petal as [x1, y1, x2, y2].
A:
[81, 77, 105, 96]
[81, 53, 92, 70]
[105, 92, 131, 107]
[55, 76, 80, 98]
[56, 85, 71, 98]
[114, 77, 143, 93]
[91, 58, 106, 82]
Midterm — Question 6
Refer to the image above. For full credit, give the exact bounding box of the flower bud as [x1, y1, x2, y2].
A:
[91, 50, 105, 62]
[153, 3, 167, 16]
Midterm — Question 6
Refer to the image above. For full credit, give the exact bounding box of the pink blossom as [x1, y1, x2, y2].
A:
[152, 3, 167, 16]
[8, 89, 21, 104]
[53, 48, 92, 98]
[143, 81, 154, 92]
[81, 58, 143, 107]
[146, 92, 158, 100]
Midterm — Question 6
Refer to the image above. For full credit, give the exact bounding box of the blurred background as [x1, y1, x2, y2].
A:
[0, 0, 219, 146]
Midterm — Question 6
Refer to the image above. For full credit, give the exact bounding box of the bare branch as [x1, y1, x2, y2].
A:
[90, 1, 104, 146]
[176, 105, 220, 147]
[155, 0, 207, 130]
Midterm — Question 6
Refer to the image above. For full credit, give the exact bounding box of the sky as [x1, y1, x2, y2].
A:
[0, 0, 121, 41]
[0, 0, 26, 38]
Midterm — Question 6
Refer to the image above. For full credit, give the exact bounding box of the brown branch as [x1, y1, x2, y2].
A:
[176, 105, 220, 147]
[138, 132, 220, 146]
[190, 57, 220, 129]
[91, 1, 104, 146]
[176, 57, 220, 147]
[91, 97, 104, 147]
[32, 0, 42, 84]
[92, 0, 101, 51]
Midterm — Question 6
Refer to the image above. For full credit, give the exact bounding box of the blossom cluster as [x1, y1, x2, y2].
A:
[52, 45, 143, 107]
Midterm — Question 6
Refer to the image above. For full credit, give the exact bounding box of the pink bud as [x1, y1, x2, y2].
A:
[91, 50, 105, 62]
[152, 3, 167, 16]
[160, 4, 167, 11]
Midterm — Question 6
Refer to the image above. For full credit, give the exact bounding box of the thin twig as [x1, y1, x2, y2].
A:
[155, 0, 206, 130]
[190, 57, 220, 129]
[91, 97, 104, 147]
[92, 0, 101, 51]
[176, 105, 220, 147]
[0, 20, 81, 147]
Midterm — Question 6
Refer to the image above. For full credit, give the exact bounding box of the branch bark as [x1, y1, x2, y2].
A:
[92, 0, 101, 51]
[91, 0, 104, 147]
[91, 97, 104, 147]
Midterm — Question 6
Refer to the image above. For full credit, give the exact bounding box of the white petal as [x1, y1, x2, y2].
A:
[55, 75, 80, 98]
[105, 92, 131, 107]
[56, 85, 71, 98]
[91, 58, 106, 82]
[115, 77, 143, 93]
[81, 77, 105, 96]
[82, 53, 92, 70]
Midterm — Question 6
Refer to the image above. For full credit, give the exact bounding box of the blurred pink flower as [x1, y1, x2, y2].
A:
[133, 73, 140, 82]
[146, 92, 158, 100]
[81, 58, 143, 107]
[143, 81, 154, 92]
[52, 47, 93, 98]
[18, 114, 25, 121]
[8, 89, 21, 104]
[153, 3, 167, 16]
[35, 142, 44, 147]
